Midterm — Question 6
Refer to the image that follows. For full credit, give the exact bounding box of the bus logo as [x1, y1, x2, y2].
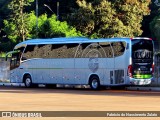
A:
[133, 49, 152, 59]
[88, 58, 99, 73]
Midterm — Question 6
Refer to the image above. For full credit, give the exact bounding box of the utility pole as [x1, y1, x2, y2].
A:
[57, 1, 59, 20]
[36, 0, 38, 38]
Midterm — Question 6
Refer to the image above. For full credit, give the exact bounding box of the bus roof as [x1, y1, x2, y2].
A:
[14, 37, 151, 49]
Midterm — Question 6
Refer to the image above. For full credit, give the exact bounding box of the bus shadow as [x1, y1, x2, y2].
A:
[1, 86, 160, 97]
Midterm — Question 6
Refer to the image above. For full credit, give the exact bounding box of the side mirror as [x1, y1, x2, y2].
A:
[5, 54, 9, 61]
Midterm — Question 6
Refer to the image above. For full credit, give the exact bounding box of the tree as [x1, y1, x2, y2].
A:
[4, 0, 34, 42]
[4, 12, 82, 43]
[150, 15, 160, 40]
[38, 14, 82, 38]
[0, 0, 11, 28]
[67, 0, 151, 38]
[0, 0, 11, 41]
[142, 0, 160, 37]
[149, 0, 160, 41]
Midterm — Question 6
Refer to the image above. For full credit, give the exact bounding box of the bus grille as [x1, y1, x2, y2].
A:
[114, 70, 124, 84]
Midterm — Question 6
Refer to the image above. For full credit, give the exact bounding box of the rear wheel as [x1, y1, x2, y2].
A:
[89, 76, 100, 90]
[24, 75, 33, 88]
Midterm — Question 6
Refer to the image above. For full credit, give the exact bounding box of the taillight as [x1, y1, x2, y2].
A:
[152, 64, 154, 74]
[128, 65, 132, 77]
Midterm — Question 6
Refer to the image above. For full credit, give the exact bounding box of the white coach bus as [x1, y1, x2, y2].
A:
[6, 37, 154, 90]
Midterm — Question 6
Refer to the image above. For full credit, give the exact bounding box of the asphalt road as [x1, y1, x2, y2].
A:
[0, 86, 160, 120]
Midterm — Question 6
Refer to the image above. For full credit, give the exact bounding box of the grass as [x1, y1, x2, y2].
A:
[0, 52, 6, 57]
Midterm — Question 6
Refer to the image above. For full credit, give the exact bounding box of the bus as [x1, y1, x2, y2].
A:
[5, 37, 154, 90]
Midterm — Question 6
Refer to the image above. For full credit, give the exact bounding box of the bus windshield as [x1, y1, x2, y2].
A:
[132, 39, 153, 61]
[132, 39, 153, 79]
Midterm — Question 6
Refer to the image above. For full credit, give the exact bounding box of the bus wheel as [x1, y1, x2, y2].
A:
[24, 75, 33, 88]
[89, 76, 100, 90]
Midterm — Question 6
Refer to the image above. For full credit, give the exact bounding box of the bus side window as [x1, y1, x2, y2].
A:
[99, 42, 113, 58]
[111, 41, 126, 57]
[76, 42, 113, 58]
[51, 43, 79, 58]
[10, 53, 20, 70]
[22, 45, 36, 60]
[67, 44, 79, 58]
[75, 44, 83, 58]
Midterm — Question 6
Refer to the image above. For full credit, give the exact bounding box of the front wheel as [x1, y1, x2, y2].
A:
[89, 76, 100, 90]
[24, 75, 33, 88]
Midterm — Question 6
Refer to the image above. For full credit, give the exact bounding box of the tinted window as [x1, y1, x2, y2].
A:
[23, 45, 36, 60]
[81, 43, 103, 58]
[51, 44, 79, 58]
[23, 44, 79, 59]
[132, 39, 153, 60]
[99, 42, 113, 58]
[75, 43, 105, 58]
[111, 41, 126, 57]
[75, 42, 114, 58]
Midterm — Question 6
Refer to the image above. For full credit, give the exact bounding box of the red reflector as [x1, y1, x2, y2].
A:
[128, 65, 132, 77]
[152, 64, 154, 74]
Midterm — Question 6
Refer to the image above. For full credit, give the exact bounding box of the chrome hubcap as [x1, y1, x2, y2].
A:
[92, 79, 98, 89]
[25, 78, 31, 87]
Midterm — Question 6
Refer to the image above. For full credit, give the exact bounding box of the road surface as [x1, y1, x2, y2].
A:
[0, 86, 160, 120]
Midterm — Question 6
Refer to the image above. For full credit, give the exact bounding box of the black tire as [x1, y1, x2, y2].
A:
[89, 76, 100, 90]
[46, 84, 56, 89]
[24, 75, 33, 88]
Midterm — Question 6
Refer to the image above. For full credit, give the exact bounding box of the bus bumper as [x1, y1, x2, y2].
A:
[129, 77, 153, 85]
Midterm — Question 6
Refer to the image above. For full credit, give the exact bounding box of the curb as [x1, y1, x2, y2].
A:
[126, 87, 160, 92]
[1, 83, 160, 92]
[0, 83, 25, 87]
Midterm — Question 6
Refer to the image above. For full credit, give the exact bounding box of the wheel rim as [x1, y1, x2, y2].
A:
[91, 79, 98, 89]
[25, 78, 31, 87]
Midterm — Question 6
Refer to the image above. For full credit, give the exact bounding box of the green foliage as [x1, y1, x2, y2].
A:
[38, 15, 82, 38]
[4, 12, 82, 42]
[0, 0, 155, 53]
[150, 15, 160, 40]
[5, 0, 34, 42]
[3, 20, 17, 43]
[0, 52, 6, 57]
[3, 0, 81, 44]
[67, 0, 151, 38]
[3, 12, 36, 42]
[148, 0, 160, 41]
[0, 0, 11, 26]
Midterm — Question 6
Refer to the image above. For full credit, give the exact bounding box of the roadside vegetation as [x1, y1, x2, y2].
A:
[0, 0, 160, 54]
